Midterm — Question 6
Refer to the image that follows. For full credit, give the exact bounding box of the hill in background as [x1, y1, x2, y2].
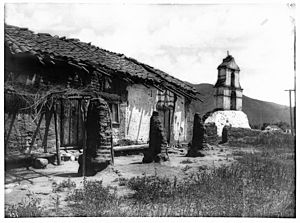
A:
[190, 83, 291, 127]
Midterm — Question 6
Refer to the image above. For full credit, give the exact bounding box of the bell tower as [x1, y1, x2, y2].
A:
[214, 52, 243, 111]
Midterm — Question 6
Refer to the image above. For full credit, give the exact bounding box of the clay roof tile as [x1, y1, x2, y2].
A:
[5, 24, 198, 96]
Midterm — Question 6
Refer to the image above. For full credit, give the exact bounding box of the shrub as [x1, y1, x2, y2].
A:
[52, 178, 76, 192]
[180, 159, 193, 164]
[66, 179, 122, 216]
[182, 165, 192, 172]
[118, 177, 128, 186]
[126, 175, 178, 203]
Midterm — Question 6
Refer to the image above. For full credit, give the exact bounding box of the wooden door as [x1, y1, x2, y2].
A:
[60, 100, 83, 147]
[158, 108, 171, 143]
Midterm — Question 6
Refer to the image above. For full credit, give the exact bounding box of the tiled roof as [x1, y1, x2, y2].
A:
[217, 55, 240, 71]
[5, 24, 198, 99]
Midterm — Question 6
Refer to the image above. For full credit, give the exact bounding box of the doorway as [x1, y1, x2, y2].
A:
[157, 108, 171, 143]
[59, 99, 83, 148]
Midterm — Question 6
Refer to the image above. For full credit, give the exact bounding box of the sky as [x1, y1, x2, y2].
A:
[4, 2, 296, 106]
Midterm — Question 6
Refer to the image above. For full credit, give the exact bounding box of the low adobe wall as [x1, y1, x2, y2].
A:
[226, 127, 261, 145]
[225, 127, 294, 148]
[204, 123, 219, 145]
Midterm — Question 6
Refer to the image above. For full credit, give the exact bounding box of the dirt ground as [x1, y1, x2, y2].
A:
[5, 144, 256, 212]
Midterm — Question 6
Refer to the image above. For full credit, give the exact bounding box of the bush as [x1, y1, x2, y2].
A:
[180, 159, 193, 164]
[66, 179, 122, 216]
[118, 177, 128, 186]
[52, 178, 76, 192]
[127, 175, 176, 203]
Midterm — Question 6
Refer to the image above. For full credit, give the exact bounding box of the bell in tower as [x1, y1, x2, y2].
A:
[214, 52, 243, 111]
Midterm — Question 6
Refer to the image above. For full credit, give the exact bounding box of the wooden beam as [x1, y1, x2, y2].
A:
[96, 68, 112, 77]
[113, 144, 148, 152]
[77, 100, 80, 146]
[107, 106, 114, 165]
[31, 114, 43, 142]
[54, 103, 61, 165]
[29, 112, 45, 154]
[42, 106, 53, 153]
[163, 83, 201, 101]
[5, 112, 17, 155]
[80, 100, 87, 176]
[152, 83, 164, 92]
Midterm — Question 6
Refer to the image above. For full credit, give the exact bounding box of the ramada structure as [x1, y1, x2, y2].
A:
[4, 24, 201, 173]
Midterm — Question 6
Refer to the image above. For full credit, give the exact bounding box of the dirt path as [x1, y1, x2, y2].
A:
[5, 144, 255, 214]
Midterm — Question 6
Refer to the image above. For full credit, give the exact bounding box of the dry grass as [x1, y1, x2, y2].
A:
[5, 139, 295, 217]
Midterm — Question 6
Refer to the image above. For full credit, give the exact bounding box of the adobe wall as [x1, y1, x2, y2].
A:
[226, 127, 294, 147]
[124, 84, 189, 144]
[226, 127, 261, 145]
[125, 84, 157, 143]
[5, 113, 56, 153]
[204, 123, 219, 145]
[173, 96, 188, 142]
[111, 101, 127, 144]
[185, 101, 195, 143]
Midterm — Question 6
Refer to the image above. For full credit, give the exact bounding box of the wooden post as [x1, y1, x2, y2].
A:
[77, 100, 80, 145]
[285, 89, 295, 136]
[31, 114, 43, 141]
[110, 130, 114, 165]
[5, 112, 17, 155]
[54, 103, 61, 165]
[29, 112, 45, 154]
[42, 107, 53, 153]
[60, 99, 64, 147]
[107, 105, 114, 165]
[80, 99, 87, 177]
[293, 23, 296, 136]
[289, 90, 293, 136]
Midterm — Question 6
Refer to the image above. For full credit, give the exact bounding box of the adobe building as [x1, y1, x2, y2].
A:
[4, 25, 200, 173]
[205, 52, 250, 136]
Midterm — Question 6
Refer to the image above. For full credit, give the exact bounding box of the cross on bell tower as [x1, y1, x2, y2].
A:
[214, 52, 243, 111]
